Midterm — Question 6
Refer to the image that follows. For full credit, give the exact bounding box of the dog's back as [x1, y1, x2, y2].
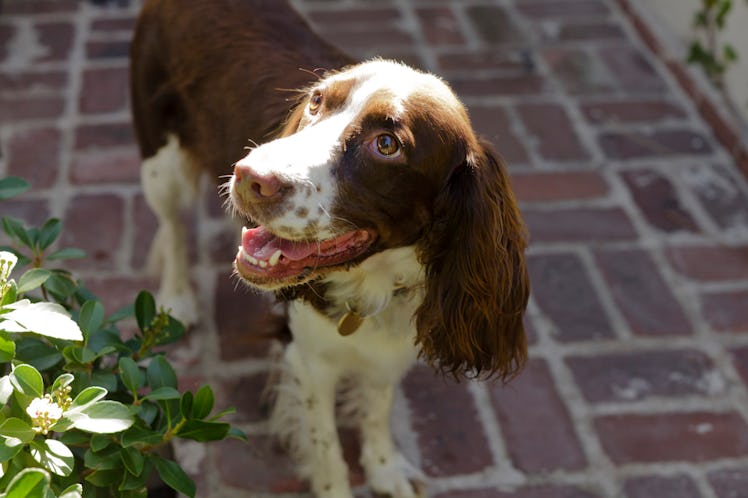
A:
[130, 0, 352, 178]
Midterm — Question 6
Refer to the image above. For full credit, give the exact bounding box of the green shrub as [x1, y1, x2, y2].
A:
[0, 176, 244, 498]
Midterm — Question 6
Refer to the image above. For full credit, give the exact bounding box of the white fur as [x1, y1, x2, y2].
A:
[270, 247, 425, 498]
[141, 134, 199, 326]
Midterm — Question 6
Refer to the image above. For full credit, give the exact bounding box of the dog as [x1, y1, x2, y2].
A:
[130, 1, 530, 497]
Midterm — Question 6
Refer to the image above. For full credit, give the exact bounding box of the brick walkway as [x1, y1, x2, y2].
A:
[3, 0, 748, 497]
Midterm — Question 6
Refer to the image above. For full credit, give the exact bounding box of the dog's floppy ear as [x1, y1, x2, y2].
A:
[415, 138, 529, 381]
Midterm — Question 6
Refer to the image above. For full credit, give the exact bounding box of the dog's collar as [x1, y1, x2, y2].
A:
[336, 284, 419, 336]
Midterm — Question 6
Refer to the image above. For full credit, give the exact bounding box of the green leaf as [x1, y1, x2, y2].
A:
[89, 434, 113, 453]
[0, 332, 16, 362]
[78, 300, 104, 339]
[51, 373, 75, 393]
[137, 401, 158, 425]
[14, 338, 63, 371]
[84, 446, 122, 471]
[191, 385, 214, 420]
[30, 439, 75, 476]
[43, 272, 77, 299]
[46, 247, 86, 261]
[118, 460, 152, 492]
[3, 467, 50, 498]
[69, 400, 134, 434]
[120, 425, 165, 447]
[0, 177, 31, 201]
[228, 426, 248, 442]
[1, 278, 18, 307]
[146, 355, 177, 390]
[84, 469, 121, 487]
[59, 484, 83, 498]
[153, 456, 196, 498]
[1, 217, 33, 248]
[0, 434, 25, 462]
[143, 386, 180, 401]
[17, 268, 51, 294]
[155, 316, 185, 346]
[10, 363, 43, 398]
[3, 301, 84, 341]
[37, 218, 61, 250]
[0, 417, 35, 444]
[62, 345, 96, 365]
[120, 447, 145, 476]
[90, 371, 118, 392]
[69, 386, 108, 411]
[134, 291, 156, 334]
[175, 420, 230, 442]
[118, 357, 144, 394]
[179, 391, 193, 420]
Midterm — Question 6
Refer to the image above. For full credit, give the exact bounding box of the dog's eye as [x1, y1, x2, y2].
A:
[374, 133, 400, 157]
[309, 91, 323, 113]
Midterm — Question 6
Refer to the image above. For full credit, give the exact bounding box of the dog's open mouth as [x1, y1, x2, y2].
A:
[234, 225, 376, 287]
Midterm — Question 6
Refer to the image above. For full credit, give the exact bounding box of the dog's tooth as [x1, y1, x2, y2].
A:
[242, 226, 249, 237]
[259, 260, 268, 268]
[247, 255, 258, 265]
[269, 250, 282, 267]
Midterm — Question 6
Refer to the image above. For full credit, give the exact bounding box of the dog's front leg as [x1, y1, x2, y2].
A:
[272, 343, 353, 498]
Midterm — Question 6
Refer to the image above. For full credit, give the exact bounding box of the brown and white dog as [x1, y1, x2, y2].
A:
[131, 1, 530, 497]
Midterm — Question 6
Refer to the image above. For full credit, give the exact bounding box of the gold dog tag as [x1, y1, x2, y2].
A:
[337, 312, 363, 336]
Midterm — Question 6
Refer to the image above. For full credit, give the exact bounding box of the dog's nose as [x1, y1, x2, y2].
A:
[233, 162, 284, 199]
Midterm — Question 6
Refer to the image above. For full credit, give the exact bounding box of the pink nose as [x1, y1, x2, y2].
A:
[233, 162, 283, 199]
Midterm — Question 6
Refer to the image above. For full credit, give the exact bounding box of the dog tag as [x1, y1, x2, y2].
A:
[337, 312, 363, 336]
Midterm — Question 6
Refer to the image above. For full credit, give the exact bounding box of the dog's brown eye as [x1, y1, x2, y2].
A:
[375, 133, 400, 156]
[309, 92, 323, 113]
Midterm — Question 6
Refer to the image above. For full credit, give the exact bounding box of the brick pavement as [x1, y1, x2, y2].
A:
[2, 0, 748, 497]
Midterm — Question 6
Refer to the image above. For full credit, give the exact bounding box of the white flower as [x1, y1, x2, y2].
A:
[26, 396, 64, 435]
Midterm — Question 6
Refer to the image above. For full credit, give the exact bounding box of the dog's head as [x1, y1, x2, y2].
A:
[229, 59, 529, 380]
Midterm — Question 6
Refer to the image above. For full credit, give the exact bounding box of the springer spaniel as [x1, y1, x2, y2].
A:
[131, 1, 530, 497]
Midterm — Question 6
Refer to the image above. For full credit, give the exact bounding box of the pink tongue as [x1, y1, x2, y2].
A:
[242, 226, 358, 261]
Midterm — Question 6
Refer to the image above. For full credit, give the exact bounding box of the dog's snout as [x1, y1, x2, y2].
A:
[234, 161, 284, 200]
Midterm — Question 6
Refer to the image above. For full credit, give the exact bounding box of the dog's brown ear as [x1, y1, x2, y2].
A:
[415, 138, 529, 381]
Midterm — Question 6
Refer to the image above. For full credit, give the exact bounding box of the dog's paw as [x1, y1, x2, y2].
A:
[367, 453, 425, 498]
[158, 291, 199, 328]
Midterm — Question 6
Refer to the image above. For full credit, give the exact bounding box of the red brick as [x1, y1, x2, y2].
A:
[527, 253, 615, 342]
[566, 350, 720, 402]
[416, 7, 465, 46]
[85, 275, 159, 314]
[451, 75, 547, 97]
[666, 245, 748, 282]
[0, 71, 66, 93]
[209, 226, 239, 265]
[599, 130, 712, 159]
[90, 17, 136, 33]
[621, 169, 700, 233]
[516, 0, 609, 18]
[215, 272, 286, 361]
[215, 431, 364, 492]
[60, 194, 125, 270]
[0, 96, 65, 123]
[70, 147, 140, 185]
[35, 22, 73, 62]
[403, 365, 493, 476]
[511, 171, 608, 202]
[86, 40, 130, 60]
[581, 100, 686, 124]
[130, 194, 158, 269]
[307, 7, 401, 25]
[6, 127, 61, 189]
[0, 23, 15, 64]
[490, 359, 587, 472]
[316, 27, 413, 50]
[544, 48, 615, 95]
[523, 207, 637, 243]
[599, 45, 666, 93]
[623, 475, 701, 498]
[75, 122, 134, 150]
[217, 370, 270, 424]
[516, 102, 589, 161]
[731, 347, 748, 388]
[701, 290, 748, 333]
[79, 66, 129, 114]
[435, 486, 599, 498]
[470, 106, 528, 164]
[708, 467, 748, 498]
[466, 5, 522, 44]
[437, 50, 529, 74]
[595, 412, 748, 463]
[0, 199, 50, 228]
[2, 0, 78, 14]
[594, 249, 692, 337]
[681, 163, 748, 231]
[552, 22, 625, 41]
